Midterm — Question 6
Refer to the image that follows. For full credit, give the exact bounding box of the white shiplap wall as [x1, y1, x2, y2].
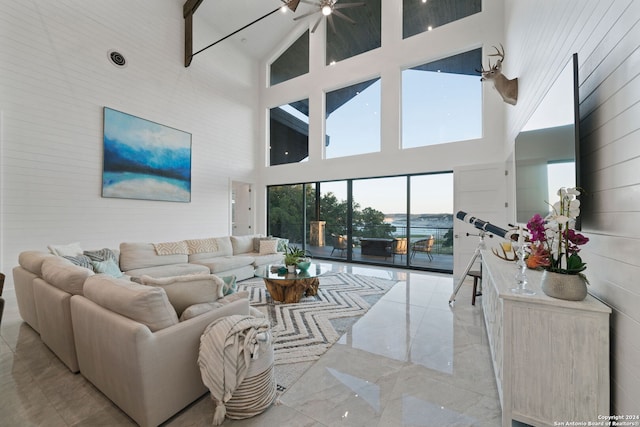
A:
[0, 0, 259, 286]
[505, 0, 640, 414]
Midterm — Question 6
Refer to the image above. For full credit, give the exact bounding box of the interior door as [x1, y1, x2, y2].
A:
[453, 163, 507, 283]
[231, 181, 253, 236]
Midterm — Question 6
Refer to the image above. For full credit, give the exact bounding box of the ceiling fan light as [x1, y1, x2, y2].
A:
[322, 5, 333, 15]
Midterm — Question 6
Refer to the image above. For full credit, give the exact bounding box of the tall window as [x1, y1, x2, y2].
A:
[325, 78, 381, 159]
[403, 0, 481, 39]
[402, 49, 482, 149]
[270, 31, 309, 86]
[269, 99, 310, 166]
[326, 0, 381, 65]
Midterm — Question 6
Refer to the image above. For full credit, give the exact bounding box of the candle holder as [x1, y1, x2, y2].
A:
[511, 241, 536, 295]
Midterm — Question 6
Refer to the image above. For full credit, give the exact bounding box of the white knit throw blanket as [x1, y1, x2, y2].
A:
[198, 315, 271, 425]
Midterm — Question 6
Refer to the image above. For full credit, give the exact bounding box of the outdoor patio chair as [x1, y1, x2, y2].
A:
[411, 236, 434, 261]
[390, 238, 407, 263]
[330, 234, 347, 256]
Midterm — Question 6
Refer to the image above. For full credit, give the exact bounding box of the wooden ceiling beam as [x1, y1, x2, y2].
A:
[184, 0, 204, 67]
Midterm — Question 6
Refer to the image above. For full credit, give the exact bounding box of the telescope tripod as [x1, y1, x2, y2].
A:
[449, 230, 489, 304]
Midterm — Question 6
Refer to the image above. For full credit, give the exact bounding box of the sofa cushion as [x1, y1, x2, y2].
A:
[231, 235, 262, 255]
[18, 251, 56, 276]
[119, 242, 189, 272]
[48, 242, 84, 257]
[83, 274, 179, 332]
[41, 256, 94, 295]
[138, 273, 224, 316]
[252, 252, 285, 267]
[179, 291, 250, 321]
[187, 237, 233, 262]
[125, 263, 209, 279]
[191, 255, 255, 274]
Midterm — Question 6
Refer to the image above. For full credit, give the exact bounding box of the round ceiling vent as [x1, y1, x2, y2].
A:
[107, 50, 127, 68]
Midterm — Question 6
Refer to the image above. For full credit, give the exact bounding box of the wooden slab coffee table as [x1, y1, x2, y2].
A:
[254, 263, 330, 303]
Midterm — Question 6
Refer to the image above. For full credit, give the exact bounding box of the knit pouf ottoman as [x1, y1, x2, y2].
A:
[198, 314, 276, 426]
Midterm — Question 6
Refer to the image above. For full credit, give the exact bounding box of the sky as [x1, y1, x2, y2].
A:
[320, 173, 453, 215]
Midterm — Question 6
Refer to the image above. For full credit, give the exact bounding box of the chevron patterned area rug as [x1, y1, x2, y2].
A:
[238, 272, 397, 390]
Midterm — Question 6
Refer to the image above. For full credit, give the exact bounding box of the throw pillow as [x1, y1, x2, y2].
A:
[259, 239, 278, 255]
[276, 238, 289, 253]
[91, 259, 124, 278]
[63, 254, 94, 270]
[185, 237, 218, 254]
[139, 273, 224, 316]
[84, 248, 119, 264]
[48, 242, 83, 257]
[153, 241, 189, 255]
[253, 236, 274, 253]
[221, 275, 237, 296]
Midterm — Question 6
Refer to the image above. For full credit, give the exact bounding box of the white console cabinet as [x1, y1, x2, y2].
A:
[481, 250, 610, 427]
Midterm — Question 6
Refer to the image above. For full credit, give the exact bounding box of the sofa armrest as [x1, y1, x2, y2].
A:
[71, 294, 249, 427]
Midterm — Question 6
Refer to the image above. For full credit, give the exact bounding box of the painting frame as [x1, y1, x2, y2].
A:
[102, 107, 192, 203]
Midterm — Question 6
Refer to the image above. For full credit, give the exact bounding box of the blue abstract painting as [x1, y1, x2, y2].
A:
[102, 107, 191, 202]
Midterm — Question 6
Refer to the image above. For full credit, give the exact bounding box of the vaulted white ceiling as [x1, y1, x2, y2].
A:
[190, 0, 316, 61]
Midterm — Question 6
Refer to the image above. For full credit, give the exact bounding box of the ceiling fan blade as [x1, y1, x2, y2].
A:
[311, 15, 322, 33]
[334, 2, 364, 9]
[300, 0, 321, 6]
[327, 15, 337, 33]
[293, 9, 320, 20]
[284, 0, 301, 12]
[333, 9, 356, 24]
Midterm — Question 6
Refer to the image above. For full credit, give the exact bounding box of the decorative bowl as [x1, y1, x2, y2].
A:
[297, 261, 311, 271]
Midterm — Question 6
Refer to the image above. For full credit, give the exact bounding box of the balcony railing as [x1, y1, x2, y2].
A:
[272, 223, 453, 272]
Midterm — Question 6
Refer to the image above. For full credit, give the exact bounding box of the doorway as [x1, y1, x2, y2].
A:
[231, 181, 253, 236]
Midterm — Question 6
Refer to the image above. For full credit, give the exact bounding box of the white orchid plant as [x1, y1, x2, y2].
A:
[525, 187, 589, 276]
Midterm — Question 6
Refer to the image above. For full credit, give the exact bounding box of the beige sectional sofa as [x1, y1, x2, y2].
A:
[11, 234, 284, 426]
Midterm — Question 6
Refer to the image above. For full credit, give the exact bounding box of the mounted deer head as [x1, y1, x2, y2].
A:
[478, 44, 518, 105]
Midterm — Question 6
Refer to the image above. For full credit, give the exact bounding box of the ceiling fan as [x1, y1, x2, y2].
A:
[293, 0, 365, 33]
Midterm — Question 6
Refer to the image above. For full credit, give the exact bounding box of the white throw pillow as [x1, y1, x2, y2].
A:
[139, 273, 225, 316]
[48, 242, 83, 257]
[259, 239, 278, 255]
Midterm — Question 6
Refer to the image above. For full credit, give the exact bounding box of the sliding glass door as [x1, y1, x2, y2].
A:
[267, 172, 453, 273]
[352, 176, 407, 265]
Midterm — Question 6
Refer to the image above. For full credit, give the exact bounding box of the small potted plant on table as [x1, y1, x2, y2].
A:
[284, 245, 309, 273]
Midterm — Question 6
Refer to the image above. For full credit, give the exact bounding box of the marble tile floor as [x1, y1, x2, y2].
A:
[0, 262, 502, 426]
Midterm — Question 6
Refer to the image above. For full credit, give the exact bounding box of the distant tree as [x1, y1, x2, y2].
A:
[442, 228, 453, 247]
[268, 186, 392, 244]
[355, 207, 395, 238]
[268, 185, 314, 242]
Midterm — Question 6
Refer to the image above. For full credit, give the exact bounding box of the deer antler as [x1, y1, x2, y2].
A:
[488, 44, 505, 65]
